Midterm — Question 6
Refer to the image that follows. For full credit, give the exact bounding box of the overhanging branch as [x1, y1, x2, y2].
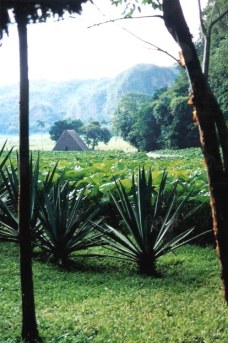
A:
[87, 14, 163, 28]
[116, 24, 179, 63]
[86, 3, 178, 64]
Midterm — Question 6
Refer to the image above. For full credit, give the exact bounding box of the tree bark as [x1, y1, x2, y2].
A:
[17, 12, 39, 341]
[162, 0, 228, 303]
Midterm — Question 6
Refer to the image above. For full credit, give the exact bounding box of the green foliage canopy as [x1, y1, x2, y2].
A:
[113, 93, 160, 151]
[113, 76, 200, 151]
[82, 121, 112, 150]
[49, 118, 83, 141]
[205, 0, 228, 118]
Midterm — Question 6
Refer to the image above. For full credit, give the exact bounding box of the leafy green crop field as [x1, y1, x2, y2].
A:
[0, 243, 227, 342]
[0, 137, 209, 201]
[24, 147, 209, 201]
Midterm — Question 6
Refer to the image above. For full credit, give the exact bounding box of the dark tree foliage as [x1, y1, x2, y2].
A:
[49, 118, 84, 141]
[128, 103, 160, 151]
[113, 78, 199, 151]
[152, 72, 200, 149]
[113, 93, 160, 151]
[0, 0, 88, 37]
[209, 39, 228, 119]
[205, 0, 228, 119]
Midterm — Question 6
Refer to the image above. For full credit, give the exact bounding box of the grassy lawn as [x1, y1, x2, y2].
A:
[0, 243, 227, 342]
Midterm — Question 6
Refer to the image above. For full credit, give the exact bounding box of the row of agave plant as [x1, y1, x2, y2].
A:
[0, 143, 208, 276]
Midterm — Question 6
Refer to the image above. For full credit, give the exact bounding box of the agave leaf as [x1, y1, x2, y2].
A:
[103, 245, 138, 262]
[30, 154, 40, 225]
[33, 224, 55, 251]
[68, 235, 103, 253]
[153, 190, 177, 250]
[155, 227, 195, 257]
[1, 162, 18, 211]
[153, 179, 195, 251]
[109, 190, 138, 237]
[156, 229, 212, 258]
[99, 234, 138, 261]
[135, 167, 146, 240]
[43, 161, 60, 191]
[167, 229, 212, 252]
[0, 198, 18, 233]
[0, 143, 13, 170]
[66, 187, 86, 231]
[110, 183, 144, 248]
[139, 167, 153, 246]
[0, 225, 18, 242]
[65, 210, 99, 247]
[131, 170, 141, 231]
[153, 170, 168, 218]
[117, 181, 134, 220]
[181, 199, 204, 221]
[100, 223, 140, 255]
[37, 191, 57, 241]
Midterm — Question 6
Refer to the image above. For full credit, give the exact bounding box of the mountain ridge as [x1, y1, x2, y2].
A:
[0, 63, 178, 134]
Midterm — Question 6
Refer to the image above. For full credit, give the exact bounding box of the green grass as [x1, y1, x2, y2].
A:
[0, 243, 227, 342]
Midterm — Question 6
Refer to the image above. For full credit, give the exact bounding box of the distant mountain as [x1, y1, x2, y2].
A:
[0, 64, 177, 134]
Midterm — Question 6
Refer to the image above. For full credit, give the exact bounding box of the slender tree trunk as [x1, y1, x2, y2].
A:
[199, 2, 228, 81]
[17, 13, 39, 341]
[202, 29, 211, 80]
[162, 0, 228, 303]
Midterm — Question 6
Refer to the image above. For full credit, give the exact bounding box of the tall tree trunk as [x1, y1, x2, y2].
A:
[17, 12, 39, 341]
[162, 0, 228, 303]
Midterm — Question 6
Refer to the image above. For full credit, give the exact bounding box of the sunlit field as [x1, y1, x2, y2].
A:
[0, 134, 137, 152]
[0, 134, 55, 151]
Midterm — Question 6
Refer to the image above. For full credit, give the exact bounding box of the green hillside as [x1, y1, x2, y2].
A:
[0, 64, 177, 134]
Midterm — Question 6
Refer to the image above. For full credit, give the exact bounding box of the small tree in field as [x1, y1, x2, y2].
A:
[0, 1, 88, 340]
[49, 118, 84, 141]
[82, 121, 112, 149]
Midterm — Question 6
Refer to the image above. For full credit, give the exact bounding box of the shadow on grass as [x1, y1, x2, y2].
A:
[32, 245, 219, 296]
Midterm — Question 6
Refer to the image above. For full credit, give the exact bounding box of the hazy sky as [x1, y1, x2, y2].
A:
[0, 0, 208, 85]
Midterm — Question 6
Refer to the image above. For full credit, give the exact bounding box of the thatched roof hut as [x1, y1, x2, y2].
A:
[53, 130, 88, 151]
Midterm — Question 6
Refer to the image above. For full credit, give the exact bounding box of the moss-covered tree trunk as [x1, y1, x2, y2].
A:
[16, 11, 39, 341]
[163, 0, 228, 303]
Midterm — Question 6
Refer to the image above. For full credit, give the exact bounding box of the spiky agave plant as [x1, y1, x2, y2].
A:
[0, 160, 18, 242]
[0, 154, 60, 242]
[35, 181, 103, 266]
[99, 167, 207, 276]
[0, 141, 14, 199]
[0, 142, 15, 241]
